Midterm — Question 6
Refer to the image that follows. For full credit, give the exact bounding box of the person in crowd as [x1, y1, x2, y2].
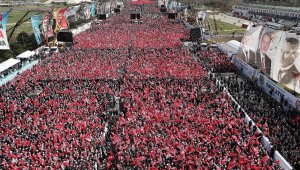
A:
[0, 3, 294, 169]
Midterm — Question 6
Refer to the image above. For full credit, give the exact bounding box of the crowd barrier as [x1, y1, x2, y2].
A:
[231, 56, 300, 111]
[211, 55, 294, 170]
[214, 76, 293, 170]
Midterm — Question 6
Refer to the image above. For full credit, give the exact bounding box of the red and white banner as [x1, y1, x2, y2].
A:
[53, 8, 69, 32]
[42, 14, 54, 46]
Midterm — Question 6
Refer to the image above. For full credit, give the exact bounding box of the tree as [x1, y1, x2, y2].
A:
[16, 32, 32, 49]
[9, 41, 25, 57]
[30, 33, 39, 50]
[0, 50, 14, 63]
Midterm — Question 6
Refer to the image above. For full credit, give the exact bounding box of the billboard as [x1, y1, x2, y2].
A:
[273, 32, 300, 93]
[90, 2, 97, 17]
[237, 25, 300, 94]
[53, 8, 69, 32]
[31, 14, 43, 45]
[66, 5, 80, 22]
[0, 12, 10, 50]
[42, 14, 54, 46]
[84, 4, 91, 20]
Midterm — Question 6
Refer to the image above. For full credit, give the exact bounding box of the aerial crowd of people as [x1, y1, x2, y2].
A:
[0, 2, 298, 169]
[219, 74, 300, 168]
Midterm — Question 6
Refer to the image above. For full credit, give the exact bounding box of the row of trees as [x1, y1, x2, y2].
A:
[0, 32, 39, 63]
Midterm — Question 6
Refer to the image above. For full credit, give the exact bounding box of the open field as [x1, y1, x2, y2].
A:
[1, 4, 64, 42]
[208, 18, 246, 35]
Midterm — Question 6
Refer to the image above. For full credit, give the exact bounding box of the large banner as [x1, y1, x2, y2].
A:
[257, 73, 300, 110]
[84, 4, 91, 20]
[272, 32, 300, 94]
[66, 5, 80, 22]
[0, 12, 10, 50]
[232, 55, 257, 79]
[232, 55, 300, 110]
[31, 15, 43, 45]
[53, 8, 69, 32]
[90, 2, 97, 17]
[42, 14, 54, 46]
[238, 25, 263, 65]
[237, 25, 300, 94]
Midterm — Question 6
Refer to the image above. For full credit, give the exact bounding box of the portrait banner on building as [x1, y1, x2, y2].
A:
[271, 32, 300, 94]
[237, 25, 263, 64]
[0, 12, 10, 50]
[31, 14, 43, 45]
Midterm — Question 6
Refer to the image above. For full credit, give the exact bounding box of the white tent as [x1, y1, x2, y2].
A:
[217, 40, 240, 57]
[67, 0, 91, 4]
[16, 50, 35, 59]
[44, 0, 67, 4]
[227, 40, 240, 51]
[0, 58, 21, 73]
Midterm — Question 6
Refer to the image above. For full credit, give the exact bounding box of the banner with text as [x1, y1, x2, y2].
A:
[53, 8, 69, 32]
[0, 12, 10, 50]
[233, 55, 300, 111]
[31, 14, 43, 45]
[42, 14, 54, 46]
[237, 25, 300, 94]
[66, 5, 80, 22]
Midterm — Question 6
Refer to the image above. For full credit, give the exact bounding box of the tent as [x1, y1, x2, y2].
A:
[0, 58, 21, 73]
[44, 0, 67, 4]
[67, 0, 91, 4]
[227, 40, 240, 51]
[217, 40, 240, 57]
[128, 0, 155, 5]
[16, 50, 35, 59]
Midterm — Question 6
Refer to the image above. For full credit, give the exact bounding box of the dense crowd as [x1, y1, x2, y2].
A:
[220, 74, 300, 167]
[197, 50, 236, 73]
[111, 77, 277, 169]
[0, 3, 284, 169]
[74, 6, 187, 49]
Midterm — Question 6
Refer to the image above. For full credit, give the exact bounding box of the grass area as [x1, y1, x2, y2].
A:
[4, 11, 41, 42]
[7, 22, 33, 40]
[208, 18, 246, 35]
[1, 4, 66, 42]
[6, 11, 41, 24]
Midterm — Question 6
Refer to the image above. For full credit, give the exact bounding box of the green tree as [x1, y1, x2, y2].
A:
[10, 41, 25, 57]
[0, 50, 14, 63]
[16, 32, 32, 49]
